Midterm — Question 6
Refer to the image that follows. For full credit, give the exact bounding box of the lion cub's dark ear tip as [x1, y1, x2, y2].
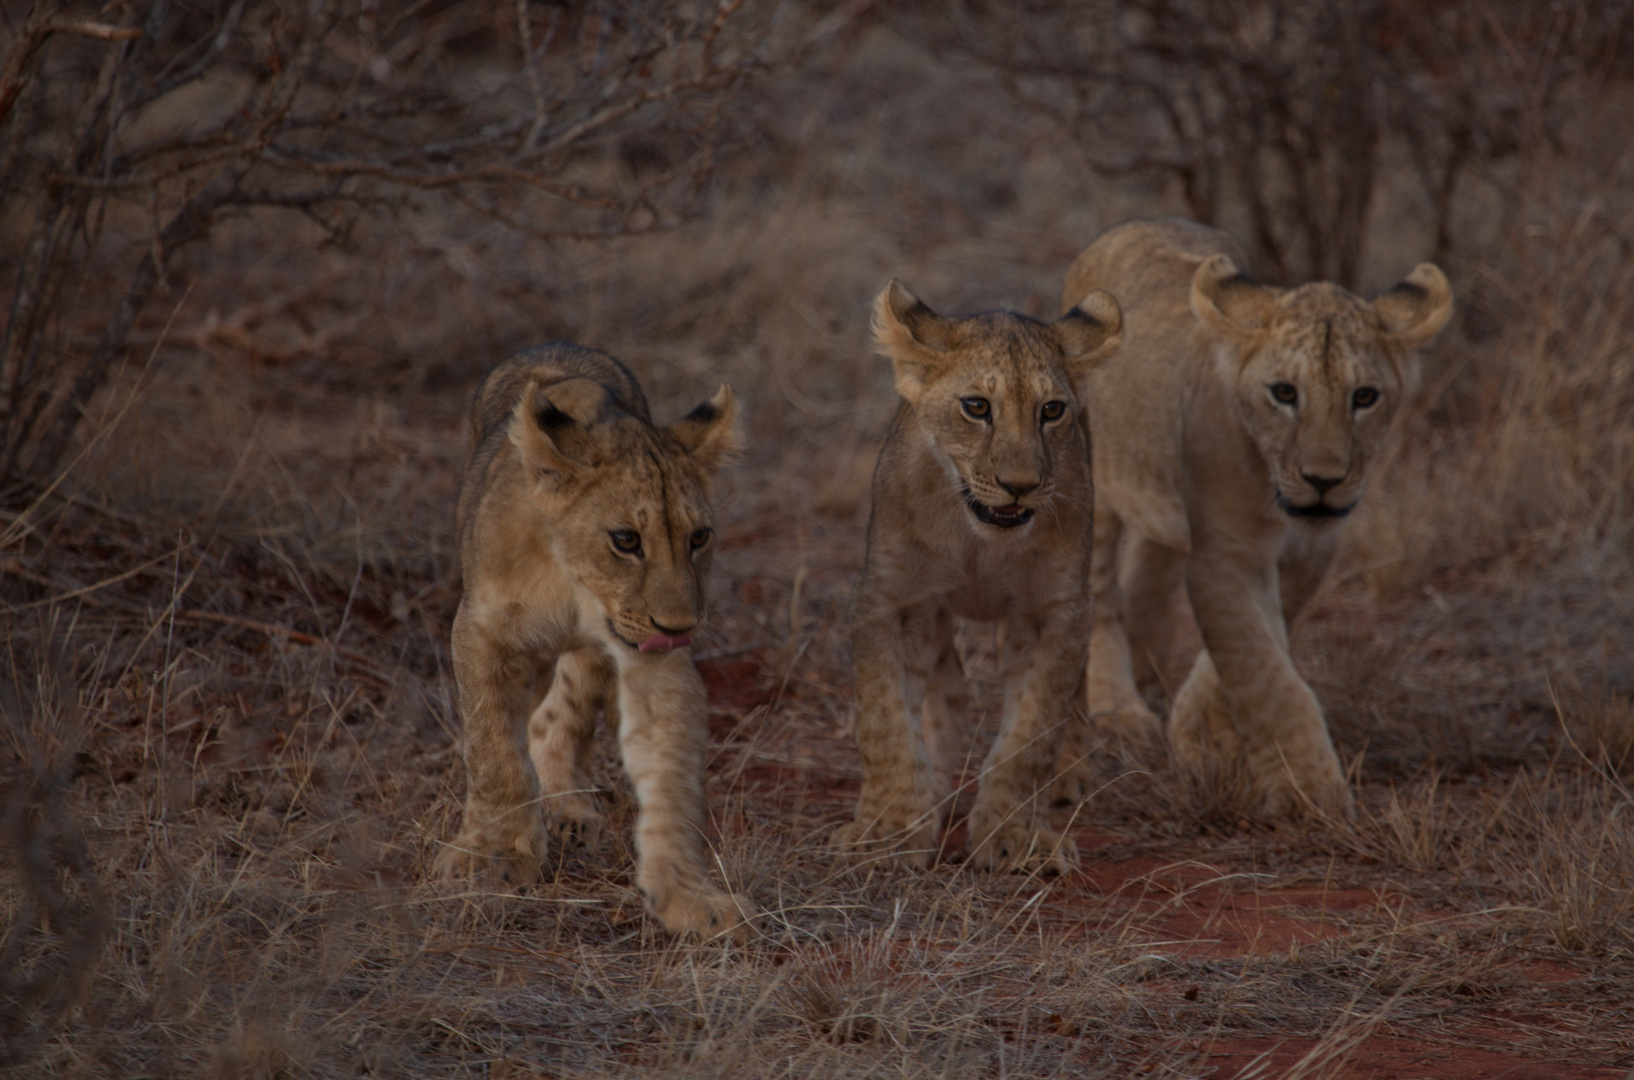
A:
[682, 400, 718, 425]
[536, 400, 574, 430]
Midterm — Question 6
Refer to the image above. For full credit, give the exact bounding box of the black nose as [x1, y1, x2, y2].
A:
[1301, 472, 1343, 495]
[998, 478, 1038, 498]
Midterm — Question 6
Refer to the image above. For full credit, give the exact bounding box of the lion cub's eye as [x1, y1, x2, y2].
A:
[609, 530, 643, 555]
[960, 397, 991, 420]
[1270, 382, 1299, 405]
[689, 527, 712, 551]
[1351, 386, 1381, 409]
[1040, 400, 1066, 423]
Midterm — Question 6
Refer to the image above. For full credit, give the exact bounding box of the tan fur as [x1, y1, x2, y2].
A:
[1053, 218, 1452, 817]
[435, 343, 753, 940]
[837, 281, 1122, 872]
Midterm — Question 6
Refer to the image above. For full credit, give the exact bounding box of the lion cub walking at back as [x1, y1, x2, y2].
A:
[1052, 218, 1452, 818]
[837, 282, 1122, 872]
[437, 343, 752, 940]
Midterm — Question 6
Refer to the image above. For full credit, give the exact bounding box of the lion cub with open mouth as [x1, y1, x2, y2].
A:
[837, 282, 1122, 873]
[437, 343, 752, 941]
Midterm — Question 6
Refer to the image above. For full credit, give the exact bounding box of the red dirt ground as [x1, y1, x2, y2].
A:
[695, 654, 1628, 1080]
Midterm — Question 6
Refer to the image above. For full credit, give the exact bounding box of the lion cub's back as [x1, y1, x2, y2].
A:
[457, 342, 653, 547]
[1061, 218, 1250, 319]
[1062, 218, 1250, 548]
[467, 343, 651, 455]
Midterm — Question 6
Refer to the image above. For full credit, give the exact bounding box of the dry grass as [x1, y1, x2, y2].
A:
[4, 11, 1634, 1079]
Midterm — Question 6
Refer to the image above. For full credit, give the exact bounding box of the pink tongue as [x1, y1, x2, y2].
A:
[638, 633, 692, 652]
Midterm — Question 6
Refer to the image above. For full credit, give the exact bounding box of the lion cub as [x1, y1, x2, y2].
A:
[436, 343, 752, 940]
[1053, 218, 1451, 818]
[837, 282, 1122, 873]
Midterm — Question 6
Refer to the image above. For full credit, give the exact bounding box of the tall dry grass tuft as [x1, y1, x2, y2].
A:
[1558, 687, 1634, 776]
[1347, 771, 1475, 874]
[1496, 771, 1634, 958]
[1355, 195, 1634, 601]
[0, 614, 109, 1065]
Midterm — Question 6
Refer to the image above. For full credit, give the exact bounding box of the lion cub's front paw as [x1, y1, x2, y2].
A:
[1048, 757, 1097, 806]
[548, 797, 608, 852]
[833, 806, 939, 870]
[966, 808, 1080, 875]
[1252, 761, 1352, 820]
[648, 887, 756, 943]
[433, 818, 551, 886]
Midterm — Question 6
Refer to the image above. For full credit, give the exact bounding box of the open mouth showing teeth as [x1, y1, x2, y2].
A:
[1275, 492, 1354, 519]
[965, 492, 1034, 528]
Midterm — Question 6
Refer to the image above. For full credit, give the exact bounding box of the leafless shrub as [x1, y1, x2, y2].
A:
[899, 0, 1624, 285]
[0, 0, 784, 489]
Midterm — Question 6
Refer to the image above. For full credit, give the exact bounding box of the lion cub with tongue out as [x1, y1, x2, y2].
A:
[838, 282, 1122, 873]
[437, 343, 752, 941]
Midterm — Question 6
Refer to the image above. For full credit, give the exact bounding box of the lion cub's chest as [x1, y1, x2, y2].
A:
[464, 483, 597, 654]
[922, 531, 1086, 623]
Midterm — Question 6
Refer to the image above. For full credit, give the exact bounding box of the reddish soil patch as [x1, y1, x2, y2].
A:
[698, 655, 775, 715]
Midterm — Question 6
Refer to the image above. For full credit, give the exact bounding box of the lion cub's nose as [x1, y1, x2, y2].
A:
[998, 477, 1039, 498]
[1301, 472, 1344, 495]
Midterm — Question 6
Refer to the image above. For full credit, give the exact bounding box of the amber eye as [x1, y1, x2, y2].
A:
[1040, 400, 1066, 423]
[1270, 382, 1298, 405]
[610, 530, 642, 555]
[689, 527, 712, 551]
[1352, 386, 1380, 409]
[960, 396, 991, 420]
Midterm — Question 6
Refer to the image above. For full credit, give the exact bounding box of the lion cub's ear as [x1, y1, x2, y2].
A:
[1191, 253, 1278, 338]
[668, 383, 743, 480]
[873, 280, 954, 403]
[511, 377, 611, 486]
[1373, 264, 1453, 346]
[1053, 290, 1123, 388]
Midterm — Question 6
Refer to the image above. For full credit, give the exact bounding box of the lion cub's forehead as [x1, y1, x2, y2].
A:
[595, 421, 711, 523]
[1264, 285, 1395, 376]
[946, 315, 1071, 392]
[1270, 286, 1377, 344]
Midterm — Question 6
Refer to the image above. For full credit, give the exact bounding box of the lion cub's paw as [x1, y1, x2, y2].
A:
[548, 799, 608, 852]
[1096, 704, 1165, 755]
[833, 810, 938, 870]
[1048, 758, 1097, 806]
[967, 811, 1080, 876]
[1245, 735, 1351, 820]
[1255, 769, 1352, 821]
[648, 887, 756, 943]
[433, 820, 550, 886]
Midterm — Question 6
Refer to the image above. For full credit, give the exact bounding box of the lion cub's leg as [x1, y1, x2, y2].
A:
[528, 646, 614, 850]
[1054, 511, 1167, 803]
[438, 611, 554, 884]
[969, 606, 1087, 875]
[920, 607, 972, 795]
[1179, 541, 1349, 819]
[838, 598, 945, 868]
[1169, 648, 1241, 771]
[614, 650, 753, 941]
